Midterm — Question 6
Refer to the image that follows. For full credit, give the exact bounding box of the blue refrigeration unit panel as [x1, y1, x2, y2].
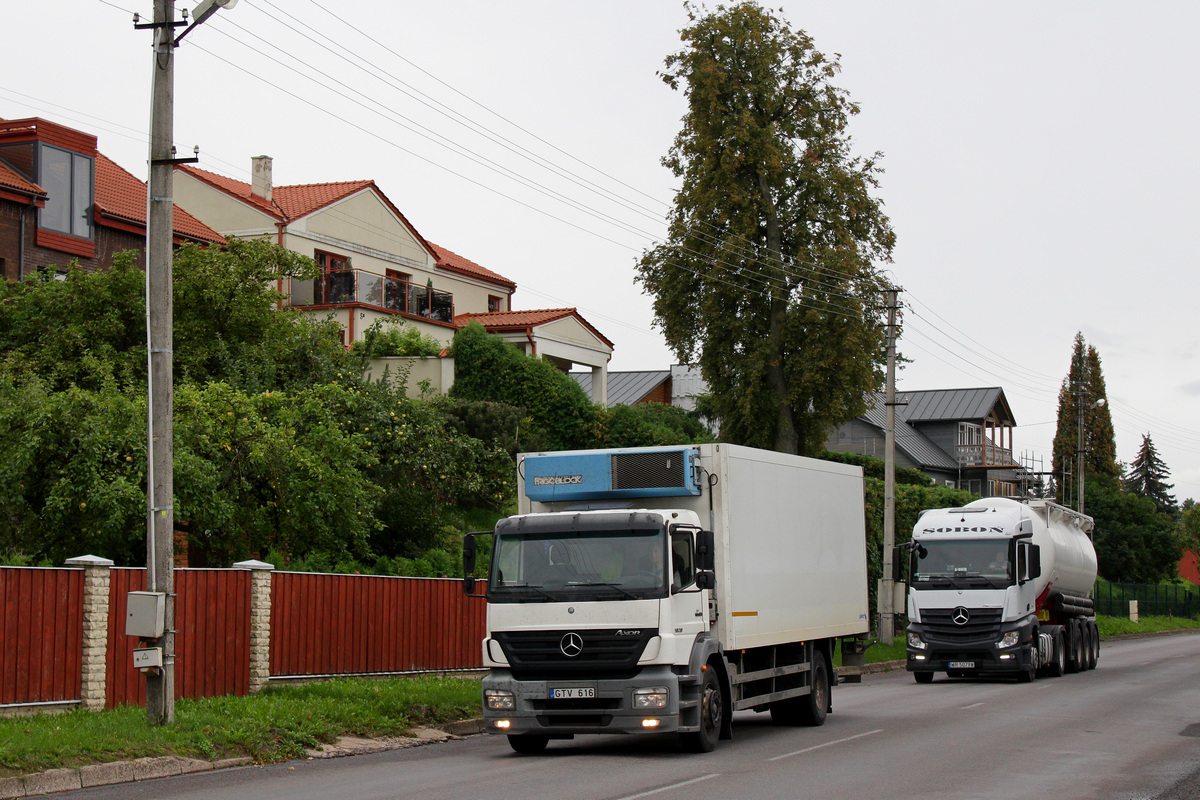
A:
[523, 448, 702, 503]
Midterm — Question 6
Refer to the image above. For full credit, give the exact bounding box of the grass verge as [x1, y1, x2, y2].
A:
[1097, 613, 1200, 637]
[0, 676, 480, 779]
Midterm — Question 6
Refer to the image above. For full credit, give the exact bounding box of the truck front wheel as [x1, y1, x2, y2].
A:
[914, 671, 934, 684]
[681, 669, 723, 753]
[507, 734, 549, 754]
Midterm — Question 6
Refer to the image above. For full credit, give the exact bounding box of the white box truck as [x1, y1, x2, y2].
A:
[901, 497, 1100, 683]
[462, 443, 870, 753]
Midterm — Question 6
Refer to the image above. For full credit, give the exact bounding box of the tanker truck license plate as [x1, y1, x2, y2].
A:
[949, 661, 975, 669]
[550, 687, 595, 699]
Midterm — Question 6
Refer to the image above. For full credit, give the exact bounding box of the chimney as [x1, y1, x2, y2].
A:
[250, 155, 273, 202]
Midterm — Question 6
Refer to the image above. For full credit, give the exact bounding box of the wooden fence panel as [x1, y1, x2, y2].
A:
[0, 567, 82, 705]
[270, 573, 486, 677]
[107, 568, 251, 708]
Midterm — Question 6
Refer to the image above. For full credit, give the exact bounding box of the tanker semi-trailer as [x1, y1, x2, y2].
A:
[900, 497, 1099, 683]
[462, 443, 871, 753]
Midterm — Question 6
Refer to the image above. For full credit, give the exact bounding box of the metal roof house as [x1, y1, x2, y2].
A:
[826, 387, 1028, 497]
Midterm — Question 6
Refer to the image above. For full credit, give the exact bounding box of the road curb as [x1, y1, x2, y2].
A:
[0, 756, 254, 798]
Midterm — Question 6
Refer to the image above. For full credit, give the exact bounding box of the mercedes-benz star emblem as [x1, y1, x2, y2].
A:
[952, 607, 970, 626]
[560, 632, 584, 658]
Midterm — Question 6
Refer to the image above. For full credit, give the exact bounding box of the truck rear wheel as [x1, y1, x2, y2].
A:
[797, 657, 829, 727]
[1064, 620, 1081, 674]
[1045, 630, 1065, 678]
[681, 669, 722, 753]
[507, 734, 549, 754]
[1087, 620, 1099, 670]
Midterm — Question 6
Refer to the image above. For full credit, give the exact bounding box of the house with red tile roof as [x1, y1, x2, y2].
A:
[175, 157, 613, 402]
[0, 117, 223, 281]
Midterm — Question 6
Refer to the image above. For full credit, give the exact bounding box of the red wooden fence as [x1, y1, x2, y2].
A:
[0, 567, 82, 705]
[270, 573, 486, 676]
[106, 568, 251, 708]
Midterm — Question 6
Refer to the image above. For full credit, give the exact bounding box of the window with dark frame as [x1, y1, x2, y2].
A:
[488, 294, 503, 313]
[37, 143, 93, 240]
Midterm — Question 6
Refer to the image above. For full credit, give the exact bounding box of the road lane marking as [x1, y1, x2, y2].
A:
[614, 773, 720, 800]
[961, 702, 985, 709]
[768, 729, 884, 761]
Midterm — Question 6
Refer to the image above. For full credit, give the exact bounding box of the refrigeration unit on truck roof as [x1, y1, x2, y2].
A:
[522, 447, 702, 503]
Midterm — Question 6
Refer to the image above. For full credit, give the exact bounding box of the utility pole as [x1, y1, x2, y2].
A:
[879, 288, 900, 645]
[142, 0, 180, 726]
[137, 0, 235, 727]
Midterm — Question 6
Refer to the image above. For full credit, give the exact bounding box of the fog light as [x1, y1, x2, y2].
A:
[999, 653, 1014, 660]
[641, 719, 660, 728]
[485, 689, 514, 710]
[495, 719, 511, 729]
[912, 654, 926, 661]
[633, 687, 669, 709]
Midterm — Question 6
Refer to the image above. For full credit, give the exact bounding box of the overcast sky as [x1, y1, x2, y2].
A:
[6, 1, 1199, 500]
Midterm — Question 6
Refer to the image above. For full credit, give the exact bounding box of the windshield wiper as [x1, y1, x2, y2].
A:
[503, 583, 558, 601]
[963, 574, 1006, 589]
[566, 581, 639, 600]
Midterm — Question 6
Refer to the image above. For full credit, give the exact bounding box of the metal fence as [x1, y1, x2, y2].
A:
[1093, 581, 1198, 619]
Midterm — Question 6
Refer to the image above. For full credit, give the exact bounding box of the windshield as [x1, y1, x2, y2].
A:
[912, 538, 1013, 589]
[489, 528, 668, 602]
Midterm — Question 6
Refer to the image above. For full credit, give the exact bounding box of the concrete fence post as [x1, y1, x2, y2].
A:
[64, 555, 115, 711]
[233, 560, 274, 694]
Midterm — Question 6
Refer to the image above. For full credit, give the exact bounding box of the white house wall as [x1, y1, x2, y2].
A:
[303, 191, 430, 267]
[174, 173, 278, 235]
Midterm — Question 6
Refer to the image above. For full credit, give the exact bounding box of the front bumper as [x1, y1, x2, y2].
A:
[906, 615, 1036, 675]
[481, 666, 696, 737]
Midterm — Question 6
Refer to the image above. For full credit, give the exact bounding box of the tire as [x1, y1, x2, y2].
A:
[681, 667, 723, 753]
[507, 734, 549, 754]
[1045, 630, 1066, 678]
[914, 671, 935, 684]
[1018, 634, 1038, 683]
[1064, 620, 1080, 674]
[798, 656, 829, 727]
[1087, 620, 1100, 670]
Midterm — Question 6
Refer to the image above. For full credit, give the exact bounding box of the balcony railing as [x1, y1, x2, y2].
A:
[288, 270, 454, 323]
[956, 443, 1016, 468]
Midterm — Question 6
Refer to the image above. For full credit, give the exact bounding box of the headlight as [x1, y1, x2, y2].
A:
[484, 689, 514, 710]
[907, 632, 927, 650]
[633, 687, 669, 708]
[997, 631, 1020, 649]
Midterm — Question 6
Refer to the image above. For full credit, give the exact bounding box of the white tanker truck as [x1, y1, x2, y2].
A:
[901, 497, 1099, 683]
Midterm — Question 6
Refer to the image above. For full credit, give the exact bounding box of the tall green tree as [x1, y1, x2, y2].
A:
[1125, 433, 1176, 515]
[1051, 332, 1118, 505]
[1088, 475, 1184, 583]
[635, 2, 895, 455]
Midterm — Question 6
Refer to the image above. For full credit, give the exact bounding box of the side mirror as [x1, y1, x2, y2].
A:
[695, 571, 715, 591]
[463, 533, 477, 574]
[462, 576, 476, 595]
[1027, 544, 1041, 580]
[695, 529, 715, 572]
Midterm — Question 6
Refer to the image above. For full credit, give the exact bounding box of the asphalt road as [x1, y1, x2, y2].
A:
[62, 632, 1200, 800]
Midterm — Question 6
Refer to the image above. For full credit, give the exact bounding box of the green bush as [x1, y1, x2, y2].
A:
[351, 318, 443, 358]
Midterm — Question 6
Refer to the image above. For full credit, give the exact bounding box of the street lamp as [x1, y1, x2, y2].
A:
[1076, 394, 1105, 515]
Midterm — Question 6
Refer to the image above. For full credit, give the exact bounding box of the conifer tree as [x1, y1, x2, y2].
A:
[1051, 333, 1118, 505]
[1125, 433, 1176, 514]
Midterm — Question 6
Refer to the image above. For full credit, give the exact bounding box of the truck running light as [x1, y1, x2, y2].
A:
[495, 720, 511, 729]
[641, 719, 661, 728]
[634, 687, 669, 708]
[485, 689, 514, 710]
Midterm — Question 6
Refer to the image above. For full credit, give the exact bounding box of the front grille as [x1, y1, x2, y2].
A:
[921, 608, 1002, 643]
[611, 452, 685, 490]
[495, 629, 657, 679]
